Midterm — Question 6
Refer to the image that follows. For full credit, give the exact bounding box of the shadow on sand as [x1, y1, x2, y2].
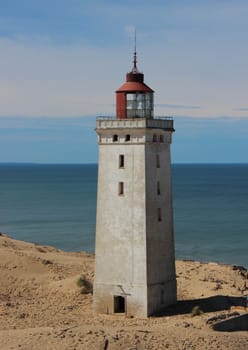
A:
[156, 295, 246, 316]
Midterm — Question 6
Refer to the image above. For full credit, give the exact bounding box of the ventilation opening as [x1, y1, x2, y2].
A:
[114, 295, 125, 313]
[113, 134, 118, 142]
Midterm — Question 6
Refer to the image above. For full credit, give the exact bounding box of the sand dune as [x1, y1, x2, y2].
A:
[0, 232, 247, 349]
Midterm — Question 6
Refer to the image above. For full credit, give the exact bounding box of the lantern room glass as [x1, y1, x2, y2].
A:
[126, 93, 153, 119]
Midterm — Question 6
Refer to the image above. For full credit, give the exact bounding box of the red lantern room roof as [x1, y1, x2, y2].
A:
[116, 81, 153, 93]
[116, 47, 154, 93]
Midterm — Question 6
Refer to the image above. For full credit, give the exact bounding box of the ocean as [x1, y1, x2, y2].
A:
[0, 163, 247, 268]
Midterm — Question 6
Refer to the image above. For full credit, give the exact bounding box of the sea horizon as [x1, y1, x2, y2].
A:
[0, 163, 247, 268]
[1, 162, 248, 165]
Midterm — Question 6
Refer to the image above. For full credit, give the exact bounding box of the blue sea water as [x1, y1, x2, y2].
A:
[0, 164, 247, 268]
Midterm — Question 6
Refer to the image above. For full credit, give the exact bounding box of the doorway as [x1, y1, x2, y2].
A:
[114, 295, 125, 313]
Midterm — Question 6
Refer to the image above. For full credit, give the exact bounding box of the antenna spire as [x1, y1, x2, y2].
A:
[132, 29, 138, 73]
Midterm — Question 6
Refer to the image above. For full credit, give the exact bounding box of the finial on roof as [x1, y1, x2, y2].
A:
[132, 29, 139, 73]
[126, 29, 144, 82]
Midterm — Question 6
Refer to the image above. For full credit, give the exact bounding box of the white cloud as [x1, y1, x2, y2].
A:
[0, 31, 248, 119]
[0, 37, 128, 117]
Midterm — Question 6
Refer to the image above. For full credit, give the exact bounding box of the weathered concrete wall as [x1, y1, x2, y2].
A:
[93, 119, 177, 317]
[145, 138, 177, 315]
[93, 284, 148, 317]
[94, 137, 148, 317]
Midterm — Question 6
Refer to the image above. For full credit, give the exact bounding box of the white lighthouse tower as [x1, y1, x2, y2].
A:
[93, 48, 177, 317]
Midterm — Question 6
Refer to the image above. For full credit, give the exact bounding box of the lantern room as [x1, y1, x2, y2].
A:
[116, 50, 154, 119]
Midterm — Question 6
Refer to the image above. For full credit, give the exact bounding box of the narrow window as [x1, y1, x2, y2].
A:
[156, 154, 160, 168]
[114, 296, 125, 313]
[157, 181, 161, 195]
[158, 208, 162, 222]
[118, 182, 124, 195]
[125, 134, 131, 142]
[160, 135, 164, 142]
[153, 134, 157, 142]
[119, 155, 124, 168]
[113, 134, 118, 142]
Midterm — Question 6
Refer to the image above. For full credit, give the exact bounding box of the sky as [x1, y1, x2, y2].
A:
[0, 0, 248, 163]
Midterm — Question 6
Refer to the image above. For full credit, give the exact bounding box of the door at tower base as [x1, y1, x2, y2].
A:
[93, 280, 177, 318]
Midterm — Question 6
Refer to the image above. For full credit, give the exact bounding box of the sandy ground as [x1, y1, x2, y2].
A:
[0, 232, 247, 350]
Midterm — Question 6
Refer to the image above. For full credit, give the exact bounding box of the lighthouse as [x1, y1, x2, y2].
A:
[93, 48, 177, 317]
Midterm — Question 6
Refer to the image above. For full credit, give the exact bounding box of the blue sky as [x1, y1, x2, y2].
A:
[1, 0, 248, 163]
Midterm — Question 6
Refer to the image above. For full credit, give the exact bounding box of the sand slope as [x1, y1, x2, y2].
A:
[0, 233, 247, 349]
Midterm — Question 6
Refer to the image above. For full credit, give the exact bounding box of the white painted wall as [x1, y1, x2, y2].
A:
[93, 119, 176, 317]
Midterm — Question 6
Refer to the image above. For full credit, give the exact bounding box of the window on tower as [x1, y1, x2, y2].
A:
[156, 154, 160, 168]
[157, 181, 161, 195]
[160, 135, 164, 142]
[119, 155, 124, 168]
[118, 182, 124, 195]
[113, 134, 118, 142]
[126, 92, 153, 119]
[125, 134, 131, 142]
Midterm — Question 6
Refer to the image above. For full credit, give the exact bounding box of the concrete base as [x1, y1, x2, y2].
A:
[93, 283, 148, 318]
[147, 278, 177, 316]
[94, 278, 177, 318]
